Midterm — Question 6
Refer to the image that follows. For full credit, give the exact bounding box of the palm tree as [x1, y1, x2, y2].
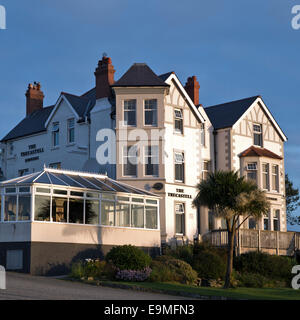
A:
[193, 170, 269, 288]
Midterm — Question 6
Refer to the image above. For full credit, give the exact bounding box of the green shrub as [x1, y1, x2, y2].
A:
[70, 261, 85, 279]
[70, 259, 115, 280]
[150, 255, 198, 285]
[106, 245, 152, 271]
[165, 245, 194, 265]
[193, 242, 227, 261]
[234, 251, 296, 283]
[193, 250, 226, 280]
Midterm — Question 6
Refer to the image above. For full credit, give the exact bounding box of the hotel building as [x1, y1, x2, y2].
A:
[0, 56, 289, 272]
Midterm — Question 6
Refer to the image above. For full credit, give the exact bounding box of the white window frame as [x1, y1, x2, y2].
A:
[52, 122, 59, 147]
[174, 152, 185, 183]
[175, 203, 185, 235]
[262, 163, 269, 191]
[202, 160, 210, 180]
[174, 109, 183, 134]
[67, 118, 75, 144]
[123, 99, 136, 126]
[144, 145, 159, 177]
[253, 124, 263, 147]
[271, 164, 279, 192]
[144, 99, 157, 126]
[123, 145, 138, 177]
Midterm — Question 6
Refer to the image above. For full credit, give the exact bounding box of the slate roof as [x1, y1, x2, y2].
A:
[1, 106, 54, 142]
[112, 63, 169, 87]
[239, 146, 283, 160]
[1, 91, 97, 142]
[204, 96, 259, 130]
[159, 71, 174, 82]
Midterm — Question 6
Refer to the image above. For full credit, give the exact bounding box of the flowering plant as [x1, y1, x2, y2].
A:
[115, 267, 152, 282]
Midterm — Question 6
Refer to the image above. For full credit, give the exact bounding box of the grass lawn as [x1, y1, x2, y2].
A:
[99, 280, 300, 300]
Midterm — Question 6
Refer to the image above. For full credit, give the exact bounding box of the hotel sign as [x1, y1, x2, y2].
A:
[21, 144, 44, 162]
[168, 188, 192, 199]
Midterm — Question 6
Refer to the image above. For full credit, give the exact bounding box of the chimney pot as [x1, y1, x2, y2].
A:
[94, 56, 115, 100]
[25, 82, 44, 116]
[184, 75, 200, 106]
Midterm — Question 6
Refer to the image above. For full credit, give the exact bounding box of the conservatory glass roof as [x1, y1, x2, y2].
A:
[0, 168, 156, 196]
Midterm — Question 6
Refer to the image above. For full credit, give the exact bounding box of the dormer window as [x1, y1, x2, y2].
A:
[253, 124, 263, 147]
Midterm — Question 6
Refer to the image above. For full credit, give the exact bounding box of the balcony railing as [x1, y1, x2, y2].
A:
[202, 229, 300, 256]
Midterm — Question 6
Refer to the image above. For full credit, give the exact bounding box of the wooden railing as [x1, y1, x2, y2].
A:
[202, 229, 300, 256]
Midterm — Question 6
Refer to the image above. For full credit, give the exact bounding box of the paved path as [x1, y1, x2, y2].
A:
[0, 272, 194, 300]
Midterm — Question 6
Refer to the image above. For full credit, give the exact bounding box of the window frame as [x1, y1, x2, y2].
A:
[144, 145, 159, 177]
[123, 99, 137, 127]
[271, 164, 279, 192]
[253, 124, 263, 147]
[262, 163, 270, 191]
[123, 145, 138, 177]
[67, 118, 75, 144]
[174, 109, 183, 134]
[144, 99, 157, 126]
[174, 151, 185, 183]
[52, 122, 60, 147]
[175, 202, 185, 235]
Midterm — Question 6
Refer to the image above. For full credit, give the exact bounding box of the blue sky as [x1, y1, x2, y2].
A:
[0, 1, 299, 229]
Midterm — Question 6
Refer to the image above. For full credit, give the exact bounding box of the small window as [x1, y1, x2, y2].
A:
[52, 122, 59, 147]
[117, 196, 130, 202]
[123, 145, 138, 177]
[49, 162, 61, 169]
[175, 203, 185, 234]
[174, 152, 184, 182]
[86, 192, 99, 198]
[273, 209, 280, 231]
[202, 161, 210, 180]
[247, 162, 257, 184]
[53, 189, 67, 195]
[146, 199, 157, 205]
[5, 188, 16, 194]
[18, 169, 29, 177]
[263, 213, 269, 230]
[70, 191, 84, 197]
[271, 165, 279, 192]
[36, 187, 50, 194]
[145, 145, 159, 176]
[144, 99, 157, 126]
[200, 123, 205, 146]
[67, 118, 75, 143]
[262, 163, 269, 190]
[174, 109, 183, 134]
[253, 124, 263, 147]
[124, 100, 136, 126]
[19, 187, 30, 193]
[248, 217, 257, 229]
[132, 198, 144, 203]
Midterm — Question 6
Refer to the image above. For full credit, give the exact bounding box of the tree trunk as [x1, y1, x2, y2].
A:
[224, 230, 235, 289]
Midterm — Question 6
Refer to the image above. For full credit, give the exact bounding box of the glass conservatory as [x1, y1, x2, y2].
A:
[0, 168, 159, 229]
[0, 168, 160, 275]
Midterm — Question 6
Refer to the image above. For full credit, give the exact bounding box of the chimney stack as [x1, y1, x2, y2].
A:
[184, 76, 200, 106]
[94, 55, 115, 100]
[25, 82, 44, 116]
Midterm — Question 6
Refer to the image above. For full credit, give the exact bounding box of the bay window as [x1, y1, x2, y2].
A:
[271, 165, 279, 192]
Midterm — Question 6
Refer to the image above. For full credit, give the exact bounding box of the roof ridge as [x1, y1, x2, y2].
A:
[205, 95, 260, 110]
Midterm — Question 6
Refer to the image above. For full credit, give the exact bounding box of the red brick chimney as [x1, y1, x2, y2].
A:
[184, 76, 200, 106]
[94, 56, 115, 100]
[25, 82, 44, 116]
